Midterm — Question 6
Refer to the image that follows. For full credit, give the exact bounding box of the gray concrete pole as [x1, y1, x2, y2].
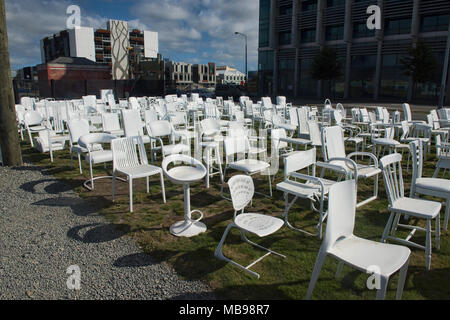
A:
[292, 0, 300, 98]
[344, 0, 353, 99]
[373, 0, 385, 101]
[439, 20, 450, 108]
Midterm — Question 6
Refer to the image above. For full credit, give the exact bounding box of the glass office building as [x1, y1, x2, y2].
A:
[258, 0, 450, 102]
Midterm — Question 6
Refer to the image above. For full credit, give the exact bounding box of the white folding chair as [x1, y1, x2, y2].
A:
[306, 180, 411, 300]
[215, 175, 285, 279]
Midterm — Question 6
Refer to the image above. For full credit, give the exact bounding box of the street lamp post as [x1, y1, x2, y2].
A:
[235, 32, 248, 86]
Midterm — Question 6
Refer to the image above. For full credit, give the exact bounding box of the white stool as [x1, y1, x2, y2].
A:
[201, 141, 223, 188]
[162, 155, 208, 237]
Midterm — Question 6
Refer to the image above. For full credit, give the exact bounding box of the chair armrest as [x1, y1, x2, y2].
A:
[324, 157, 359, 182]
[316, 161, 347, 174]
[347, 152, 379, 168]
[289, 172, 326, 197]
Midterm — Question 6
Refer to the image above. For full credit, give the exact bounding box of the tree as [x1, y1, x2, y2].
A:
[400, 39, 438, 100]
[310, 47, 343, 98]
[0, 0, 22, 166]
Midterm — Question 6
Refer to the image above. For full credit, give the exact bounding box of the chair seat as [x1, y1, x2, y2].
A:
[235, 213, 284, 237]
[175, 130, 195, 139]
[346, 137, 364, 144]
[86, 150, 113, 164]
[390, 197, 441, 219]
[329, 161, 381, 178]
[229, 159, 270, 174]
[328, 235, 411, 277]
[116, 164, 162, 179]
[29, 126, 47, 132]
[415, 178, 450, 195]
[276, 123, 297, 131]
[372, 138, 400, 146]
[105, 129, 125, 137]
[276, 179, 335, 199]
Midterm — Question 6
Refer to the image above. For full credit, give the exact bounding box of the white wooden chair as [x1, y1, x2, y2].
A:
[112, 136, 166, 213]
[410, 140, 450, 231]
[434, 135, 450, 178]
[215, 175, 285, 279]
[380, 153, 441, 270]
[306, 180, 411, 300]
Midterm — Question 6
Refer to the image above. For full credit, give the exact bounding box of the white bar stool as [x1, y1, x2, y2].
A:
[162, 155, 208, 237]
[201, 141, 223, 188]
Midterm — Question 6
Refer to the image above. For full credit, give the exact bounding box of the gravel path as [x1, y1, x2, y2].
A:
[0, 164, 216, 300]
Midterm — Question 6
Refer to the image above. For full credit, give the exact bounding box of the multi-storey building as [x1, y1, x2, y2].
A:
[216, 66, 247, 85]
[166, 61, 194, 86]
[258, 0, 450, 102]
[40, 20, 159, 80]
[193, 63, 216, 88]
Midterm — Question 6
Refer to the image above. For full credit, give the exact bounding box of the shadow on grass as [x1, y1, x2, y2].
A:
[67, 223, 131, 244]
[412, 267, 450, 299]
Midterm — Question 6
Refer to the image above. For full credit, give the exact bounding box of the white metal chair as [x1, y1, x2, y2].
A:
[102, 113, 124, 137]
[410, 140, 450, 231]
[306, 180, 411, 300]
[67, 118, 92, 174]
[78, 133, 125, 191]
[322, 126, 381, 207]
[215, 175, 285, 279]
[434, 135, 450, 178]
[147, 120, 191, 162]
[162, 154, 208, 237]
[112, 136, 166, 213]
[24, 111, 47, 148]
[277, 148, 357, 239]
[121, 109, 151, 144]
[380, 153, 441, 270]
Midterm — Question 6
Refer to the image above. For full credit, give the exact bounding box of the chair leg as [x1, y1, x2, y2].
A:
[89, 162, 94, 191]
[426, 219, 432, 270]
[444, 199, 449, 231]
[335, 261, 344, 279]
[396, 257, 410, 300]
[436, 214, 441, 251]
[146, 176, 150, 194]
[306, 250, 327, 300]
[78, 153, 83, 174]
[381, 212, 395, 243]
[112, 171, 116, 202]
[376, 275, 389, 300]
[160, 172, 166, 204]
[129, 178, 133, 213]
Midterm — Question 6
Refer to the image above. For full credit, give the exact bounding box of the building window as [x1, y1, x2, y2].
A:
[353, 22, 375, 38]
[279, 5, 293, 16]
[301, 29, 316, 43]
[380, 54, 409, 99]
[279, 31, 292, 46]
[326, 25, 344, 41]
[385, 18, 411, 36]
[327, 0, 345, 7]
[302, 0, 317, 12]
[421, 14, 450, 33]
[350, 55, 376, 98]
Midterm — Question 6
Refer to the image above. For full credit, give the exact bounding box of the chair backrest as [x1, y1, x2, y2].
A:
[430, 110, 441, 129]
[284, 148, 316, 178]
[201, 118, 221, 136]
[102, 113, 121, 132]
[297, 107, 309, 135]
[400, 121, 410, 140]
[360, 108, 370, 122]
[322, 180, 357, 252]
[403, 103, 412, 122]
[333, 110, 343, 125]
[271, 128, 288, 151]
[336, 103, 346, 118]
[308, 121, 322, 147]
[112, 136, 148, 171]
[83, 95, 97, 109]
[322, 126, 346, 162]
[224, 136, 248, 158]
[129, 97, 141, 110]
[228, 175, 255, 212]
[24, 111, 45, 127]
[276, 96, 286, 106]
[380, 153, 405, 207]
[148, 120, 173, 138]
[171, 111, 188, 127]
[122, 109, 144, 137]
[324, 99, 332, 109]
[410, 139, 423, 184]
[228, 121, 246, 138]
[262, 97, 272, 109]
[144, 109, 159, 124]
[67, 118, 90, 145]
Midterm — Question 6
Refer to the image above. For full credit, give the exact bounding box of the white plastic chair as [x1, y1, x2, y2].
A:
[67, 118, 92, 174]
[121, 109, 151, 144]
[306, 180, 411, 300]
[102, 113, 124, 137]
[24, 111, 47, 148]
[147, 120, 191, 162]
[410, 140, 450, 231]
[380, 153, 441, 270]
[215, 175, 285, 279]
[434, 135, 450, 178]
[322, 126, 381, 207]
[112, 136, 166, 213]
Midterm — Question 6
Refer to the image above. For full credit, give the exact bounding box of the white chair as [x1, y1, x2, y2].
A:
[215, 175, 285, 279]
[162, 154, 208, 237]
[221, 136, 272, 199]
[147, 120, 191, 162]
[79, 133, 124, 191]
[322, 126, 381, 207]
[410, 140, 450, 231]
[121, 109, 151, 144]
[277, 148, 357, 239]
[403, 103, 425, 125]
[102, 113, 124, 137]
[24, 111, 47, 148]
[306, 180, 411, 300]
[67, 118, 93, 174]
[112, 136, 166, 213]
[380, 153, 441, 270]
[434, 135, 450, 178]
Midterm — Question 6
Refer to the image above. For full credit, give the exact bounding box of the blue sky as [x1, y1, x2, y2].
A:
[6, 0, 259, 72]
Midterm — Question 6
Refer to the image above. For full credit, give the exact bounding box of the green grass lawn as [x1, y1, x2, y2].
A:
[19, 137, 450, 300]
